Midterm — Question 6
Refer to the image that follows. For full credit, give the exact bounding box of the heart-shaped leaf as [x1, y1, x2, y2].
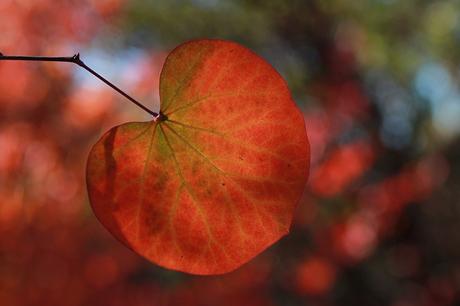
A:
[86, 39, 310, 275]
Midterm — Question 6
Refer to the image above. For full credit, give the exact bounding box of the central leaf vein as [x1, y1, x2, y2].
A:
[159, 124, 236, 263]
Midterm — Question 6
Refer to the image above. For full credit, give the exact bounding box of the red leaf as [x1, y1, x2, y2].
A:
[86, 39, 310, 275]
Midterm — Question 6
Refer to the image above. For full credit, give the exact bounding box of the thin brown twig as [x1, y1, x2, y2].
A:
[0, 52, 160, 118]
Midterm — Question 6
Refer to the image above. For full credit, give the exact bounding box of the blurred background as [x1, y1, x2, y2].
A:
[1, 0, 460, 305]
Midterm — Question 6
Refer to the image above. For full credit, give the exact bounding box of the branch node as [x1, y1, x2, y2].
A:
[72, 53, 84, 65]
[155, 112, 168, 122]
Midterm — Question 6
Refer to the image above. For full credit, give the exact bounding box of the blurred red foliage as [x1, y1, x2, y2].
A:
[310, 140, 375, 197]
[295, 256, 337, 296]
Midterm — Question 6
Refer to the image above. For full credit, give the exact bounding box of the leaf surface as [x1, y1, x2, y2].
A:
[86, 39, 310, 275]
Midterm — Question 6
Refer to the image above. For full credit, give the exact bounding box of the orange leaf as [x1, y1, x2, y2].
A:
[86, 39, 310, 275]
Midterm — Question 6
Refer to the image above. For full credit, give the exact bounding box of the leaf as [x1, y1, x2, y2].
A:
[86, 39, 310, 275]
